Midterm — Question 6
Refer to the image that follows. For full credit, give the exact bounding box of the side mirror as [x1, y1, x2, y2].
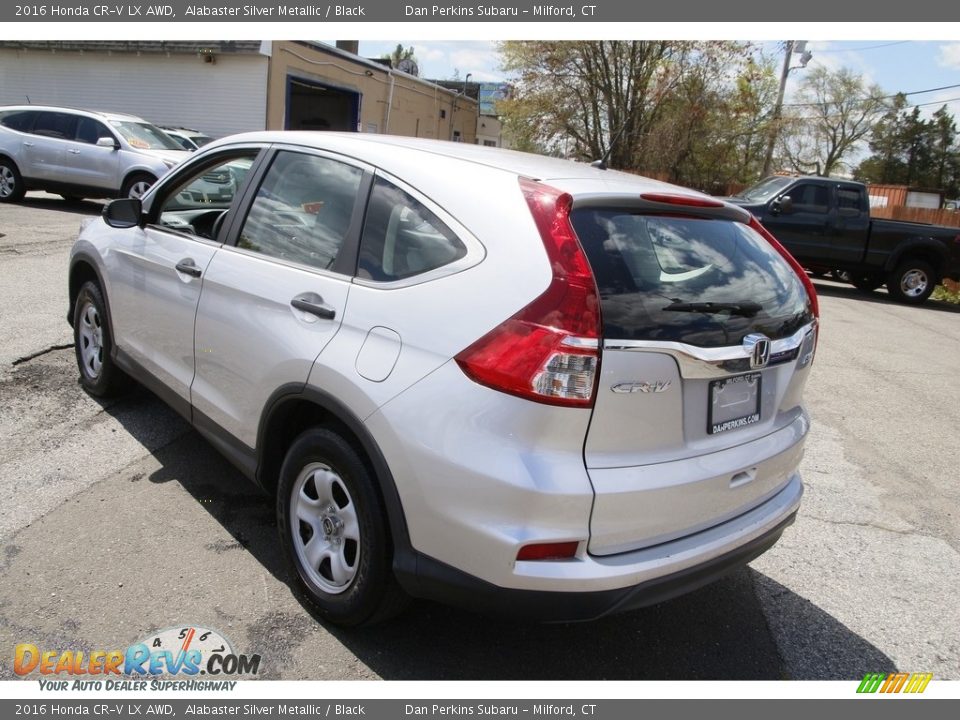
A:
[771, 195, 794, 215]
[103, 198, 143, 229]
[96, 136, 119, 149]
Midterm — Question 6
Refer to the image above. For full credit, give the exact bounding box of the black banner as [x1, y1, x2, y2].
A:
[3, 0, 959, 22]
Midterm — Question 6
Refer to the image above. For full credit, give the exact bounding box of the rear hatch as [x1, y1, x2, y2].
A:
[569, 202, 816, 555]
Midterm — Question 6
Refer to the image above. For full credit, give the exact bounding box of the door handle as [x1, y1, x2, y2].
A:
[67, 148, 81, 154]
[23, 142, 34, 148]
[291, 296, 336, 320]
[175, 260, 202, 278]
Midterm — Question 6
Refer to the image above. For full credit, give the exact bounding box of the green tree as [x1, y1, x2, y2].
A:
[497, 40, 767, 189]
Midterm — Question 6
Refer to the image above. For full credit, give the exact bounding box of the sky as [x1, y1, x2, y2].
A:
[354, 39, 960, 117]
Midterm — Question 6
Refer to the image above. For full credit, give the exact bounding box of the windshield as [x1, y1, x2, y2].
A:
[738, 176, 794, 202]
[111, 121, 184, 151]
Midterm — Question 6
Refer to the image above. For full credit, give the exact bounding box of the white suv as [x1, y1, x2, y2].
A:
[0, 105, 188, 203]
[67, 133, 818, 626]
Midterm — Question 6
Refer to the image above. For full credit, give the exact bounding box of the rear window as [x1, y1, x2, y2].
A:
[569, 210, 813, 347]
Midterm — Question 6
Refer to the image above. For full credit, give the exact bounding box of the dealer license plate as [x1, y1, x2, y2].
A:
[708, 372, 761, 434]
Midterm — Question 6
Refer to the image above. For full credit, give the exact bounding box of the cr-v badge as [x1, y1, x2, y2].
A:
[611, 381, 671, 394]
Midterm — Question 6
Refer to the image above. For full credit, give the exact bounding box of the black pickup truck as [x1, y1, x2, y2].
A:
[725, 176, 960, 304]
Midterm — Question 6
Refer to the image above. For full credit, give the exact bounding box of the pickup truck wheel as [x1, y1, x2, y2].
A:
[277, 427, 409, 626]
[887, 260, 936, 304]
[850, 275, 883, 294]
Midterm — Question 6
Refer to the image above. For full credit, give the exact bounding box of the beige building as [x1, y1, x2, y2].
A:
[0, 40, 478, 144]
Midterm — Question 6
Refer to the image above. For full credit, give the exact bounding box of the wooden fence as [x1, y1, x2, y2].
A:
[870, 206, 960, 228]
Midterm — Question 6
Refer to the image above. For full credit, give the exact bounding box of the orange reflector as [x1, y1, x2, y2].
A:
[516, 542, 579, 561]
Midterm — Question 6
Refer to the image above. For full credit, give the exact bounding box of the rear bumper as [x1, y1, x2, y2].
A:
[397, 473, 803, 621]
[399, 502, 798, 622]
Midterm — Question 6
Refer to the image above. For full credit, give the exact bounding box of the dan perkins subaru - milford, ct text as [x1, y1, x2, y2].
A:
[405, 4, 596, 15]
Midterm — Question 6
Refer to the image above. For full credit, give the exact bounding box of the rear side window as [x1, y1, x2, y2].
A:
[569, 210, 812, 347]
[237, 151, 362, 272]
[358, 177, 466, 282]
[32, 111, 77, 140]
[0, 110, 37, 132]
[837, 187, 864, 216]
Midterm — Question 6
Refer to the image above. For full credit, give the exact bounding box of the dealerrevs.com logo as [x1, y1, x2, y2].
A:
[857, 672, 933, 694]
[14, 626, 260, 691]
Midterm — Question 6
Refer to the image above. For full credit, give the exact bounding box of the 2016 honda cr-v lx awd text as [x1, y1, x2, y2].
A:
[67, 133, 818, 626]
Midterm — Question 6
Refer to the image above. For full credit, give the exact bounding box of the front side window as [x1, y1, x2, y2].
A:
[787, 184, 829, 214]
[237, 151, 363, 272]
[75, 118, 113, 145]
[358, 177, 466, 282]
[155, 151, 259, 239]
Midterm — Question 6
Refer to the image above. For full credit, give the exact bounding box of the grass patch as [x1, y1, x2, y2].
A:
[932, 284, 960, 304]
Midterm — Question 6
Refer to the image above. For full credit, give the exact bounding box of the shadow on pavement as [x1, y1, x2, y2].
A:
[20, 193, 105, 216]
[132, 424, 896, 680]
[811, 278, 960, 314]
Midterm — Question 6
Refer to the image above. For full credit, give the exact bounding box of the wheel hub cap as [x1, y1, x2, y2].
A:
[290, 463, 360, 595]
[902, 270, 928, 297]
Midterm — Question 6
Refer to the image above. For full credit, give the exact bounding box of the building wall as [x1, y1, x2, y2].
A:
[267, 42, 477, 143]
[0, 45, 269, 139]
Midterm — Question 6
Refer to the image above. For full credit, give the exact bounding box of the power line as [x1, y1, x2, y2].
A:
[812, 41, 911, 53]
[782, 83, 960, 109]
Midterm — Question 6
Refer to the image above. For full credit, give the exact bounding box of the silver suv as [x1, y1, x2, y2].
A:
[0, 105, 188, 203]
[67, 133, 818, 626]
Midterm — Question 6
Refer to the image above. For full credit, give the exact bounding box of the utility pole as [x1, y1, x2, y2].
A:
[761, 41, 812, 178]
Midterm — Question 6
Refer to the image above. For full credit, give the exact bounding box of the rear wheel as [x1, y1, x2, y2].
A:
[72, 281, 131, 397]
[277, 427, 408, 626]
[887, 259, 936, 304]
[0, 158, 25, 202]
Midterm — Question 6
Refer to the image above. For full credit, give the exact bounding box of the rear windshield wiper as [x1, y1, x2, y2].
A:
[664, 301, 763, 317]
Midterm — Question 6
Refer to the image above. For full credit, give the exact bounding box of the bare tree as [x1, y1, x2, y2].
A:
[780, 66, 887, 176]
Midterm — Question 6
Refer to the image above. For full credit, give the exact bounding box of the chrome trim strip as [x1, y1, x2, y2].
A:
[603, 322, 816, 379]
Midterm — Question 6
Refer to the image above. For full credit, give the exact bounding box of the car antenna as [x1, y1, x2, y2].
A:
[25, 95, 31, 104]
[591, 122, 630, 170]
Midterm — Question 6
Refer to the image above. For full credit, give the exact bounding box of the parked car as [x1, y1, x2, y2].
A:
[68, 133, 818, 626]
[725, 176, 960, 304]
[0, 105, 188, 203]
[160, 126, 215, 152]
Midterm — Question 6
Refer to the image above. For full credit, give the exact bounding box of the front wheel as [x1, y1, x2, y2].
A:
[277, 428, 408, 626]
[121, 172, 156, 200]
[887, 259, 936, 304]
[72, 281, 131, 397]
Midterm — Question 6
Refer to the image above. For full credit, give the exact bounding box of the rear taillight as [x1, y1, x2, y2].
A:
[748, 215, 820, 320]
[454, 178, 601, 408]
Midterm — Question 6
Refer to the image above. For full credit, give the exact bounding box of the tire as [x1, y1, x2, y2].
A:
[121, 172, 156, 200]
[277, 427, 408, 626]
[887, 259, 936, 304]
[0, 158, 26, 203]
[850, 275, 883, 294]
[72, 281, 131, 397]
